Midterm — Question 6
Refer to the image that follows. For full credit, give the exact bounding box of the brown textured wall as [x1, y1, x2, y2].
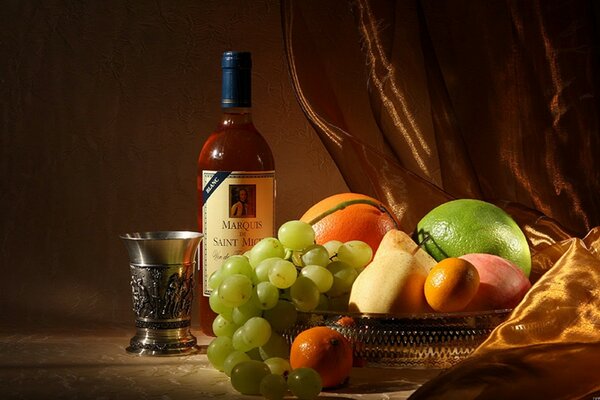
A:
[0, 1, 347, 329]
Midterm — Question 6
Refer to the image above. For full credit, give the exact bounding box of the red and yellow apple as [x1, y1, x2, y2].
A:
[460, 253, 531, 310]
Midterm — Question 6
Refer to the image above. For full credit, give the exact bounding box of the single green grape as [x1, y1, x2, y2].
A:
[268, 259, 297, 289]
[206, 336, 234, 371]
[300, 244, 330, 267]
[300, 264, 334, 293]
[287, 367, 322, 399]
[230, 360, 271, 395]
[327, 260, 359, 297]
[209, 288, 233, 319]
[232, 296, 262, 326]
[253, 257, 281, 284]
[263, 300, 298, 332]
[259, 373, 288, 400]
[212, 314, 238, 337]
[290, 276, 320, 312]
[337, 240, 373, 270]
[263, 357, 291, 376]
[249, 237, 286, 268]
[232, 326, 254, 352]
[220, 255, 254, 279]
[242, 316, 272, 348]
[218, 274, 254, 308]
[277, 220, 315, 251]
[255, 281, 280, 310]
[208, 269, 225, 291]
[323, 240, 343, 258]
[222, 350, 251, 377]
[259, 332, 290, 360]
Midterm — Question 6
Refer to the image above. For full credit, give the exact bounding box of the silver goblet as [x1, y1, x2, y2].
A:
[120, 231, 203, 356]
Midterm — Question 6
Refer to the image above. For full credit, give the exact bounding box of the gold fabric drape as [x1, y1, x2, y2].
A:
[282, 0, 600, 398]
[410, 228, 600, 399]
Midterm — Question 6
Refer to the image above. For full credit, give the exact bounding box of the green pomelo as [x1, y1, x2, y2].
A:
[416, 199, 531, 277]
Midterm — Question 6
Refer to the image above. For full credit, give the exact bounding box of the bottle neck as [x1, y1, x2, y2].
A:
[220, 107, 253, 126]
[221, 64, 251, 108]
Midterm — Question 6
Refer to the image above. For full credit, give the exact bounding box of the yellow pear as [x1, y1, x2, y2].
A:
[348, 230, 436, 314]
[373, 228, 435, 267]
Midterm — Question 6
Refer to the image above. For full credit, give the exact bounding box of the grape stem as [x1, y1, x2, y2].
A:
[306, 199, 399, 228]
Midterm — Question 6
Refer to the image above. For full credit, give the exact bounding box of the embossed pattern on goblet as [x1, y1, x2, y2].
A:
[130, 265, 194, 323]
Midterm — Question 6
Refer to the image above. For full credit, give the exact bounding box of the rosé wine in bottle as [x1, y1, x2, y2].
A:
[197, 51, 275, 336]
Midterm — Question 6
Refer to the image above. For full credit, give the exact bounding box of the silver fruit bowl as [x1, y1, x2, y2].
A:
[283, 309, 511, 369]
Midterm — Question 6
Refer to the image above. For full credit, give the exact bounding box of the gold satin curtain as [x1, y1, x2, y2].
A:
[282, 0, 600, 398]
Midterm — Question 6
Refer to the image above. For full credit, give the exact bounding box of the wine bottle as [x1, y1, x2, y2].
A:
[197, 51, 275, 336]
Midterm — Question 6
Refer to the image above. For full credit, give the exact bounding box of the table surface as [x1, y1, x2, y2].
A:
[0, 327, 441, 399]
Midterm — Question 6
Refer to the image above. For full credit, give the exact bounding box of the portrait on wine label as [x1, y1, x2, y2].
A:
[229, 185, 256, 218]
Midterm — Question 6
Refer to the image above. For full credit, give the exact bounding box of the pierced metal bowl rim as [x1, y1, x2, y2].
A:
[296, 308, 513, 321]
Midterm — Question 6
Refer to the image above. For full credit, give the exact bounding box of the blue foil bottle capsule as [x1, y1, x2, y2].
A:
[221, 51, 252, 108]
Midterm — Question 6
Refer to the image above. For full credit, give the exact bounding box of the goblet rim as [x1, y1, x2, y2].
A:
[120, 231, 203, 241]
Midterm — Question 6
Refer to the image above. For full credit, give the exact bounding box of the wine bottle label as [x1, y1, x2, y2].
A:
[201, 170, 275, 296]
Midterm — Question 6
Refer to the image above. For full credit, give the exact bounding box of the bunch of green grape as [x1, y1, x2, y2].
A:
[206, 220, 372, 399]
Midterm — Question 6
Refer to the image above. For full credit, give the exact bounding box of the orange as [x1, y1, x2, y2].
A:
[300, 193, 399, 253]
[333, 316, 367, 367]
[424, 257, 480, 312]
[289, 326, 353, 388]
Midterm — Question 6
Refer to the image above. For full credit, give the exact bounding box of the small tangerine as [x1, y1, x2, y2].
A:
[424, 257, 480, 312]
[289, 326, 353, 388]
